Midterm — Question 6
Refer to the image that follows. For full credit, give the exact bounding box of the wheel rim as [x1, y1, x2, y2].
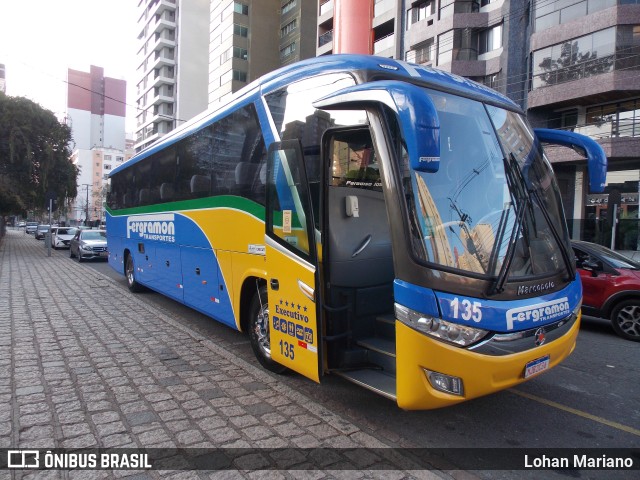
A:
[126, 257, 134, 286]
[615, 305, 640, 338]
[253, 302, 271, 359]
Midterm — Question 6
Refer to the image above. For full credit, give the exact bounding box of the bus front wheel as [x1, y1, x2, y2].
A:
[125, 254, 143, 293]
[248, 285, 287, 374]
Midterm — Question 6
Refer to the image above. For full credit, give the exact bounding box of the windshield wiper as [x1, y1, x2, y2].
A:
[487, 154, 529, 295]
[529, 188, 575, 281]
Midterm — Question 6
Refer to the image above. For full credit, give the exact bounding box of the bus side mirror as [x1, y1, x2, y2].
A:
[314, 80, 440, 173]
[534, 128, 607, 193]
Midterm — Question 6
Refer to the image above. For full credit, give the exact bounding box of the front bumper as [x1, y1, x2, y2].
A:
[395, 312, 581, 410]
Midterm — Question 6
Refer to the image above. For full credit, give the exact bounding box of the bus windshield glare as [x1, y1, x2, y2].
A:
[403, 89, 569, 281]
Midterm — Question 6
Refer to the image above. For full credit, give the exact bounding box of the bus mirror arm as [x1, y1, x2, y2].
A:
[534, 128, 607, 193]
[314, 80, 440, 173]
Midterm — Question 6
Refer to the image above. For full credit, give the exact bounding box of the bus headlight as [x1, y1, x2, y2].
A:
[395, 303, 489, 347]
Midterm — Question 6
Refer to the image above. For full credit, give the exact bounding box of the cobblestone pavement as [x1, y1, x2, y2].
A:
[0, 230, 454, 479]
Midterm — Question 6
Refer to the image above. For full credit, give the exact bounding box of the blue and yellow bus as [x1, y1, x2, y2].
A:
[107, 55, 606, 409]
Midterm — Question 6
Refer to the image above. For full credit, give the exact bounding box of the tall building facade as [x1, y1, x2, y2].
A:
[134, 0, 210, 152]
[67, 66, 131, 225]
[208, 0, 318, 107]
[316, 0, 640, 250]
[527, 0, 640, 248]
[318, 0, 527, 105]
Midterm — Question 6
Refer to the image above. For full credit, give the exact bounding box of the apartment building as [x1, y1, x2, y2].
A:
[316, 0, 640, 249]
[527, 0, 640, 248]
[318, 0, 526, 102]
[67, 66, 132, 225]
[134, 0, 210, 152]
[208, 0, 317, 108]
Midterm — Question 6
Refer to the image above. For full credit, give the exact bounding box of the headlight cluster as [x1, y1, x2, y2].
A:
[395, 303, 488, 347]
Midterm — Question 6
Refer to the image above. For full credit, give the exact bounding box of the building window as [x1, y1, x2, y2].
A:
[478, 23, 502, 55]
[406, 39, 435, 64]
[104, 155, 112, 161]
[234, 2, 248, 15]
[437, 30, 453, 65]
[233, 70, 247, 82]
[282, 0, 297, 15]
[280, 42, 296, 59]
[233, 46, 248, 60]
[234, 24, 248, 37]
[104, 164, 112, 171]
[220, 48, 231, 64]
[407, 0, 434, 26]
[439, 0, 454, 19]
[96, 162, 101, 167]
[531, 26, 621, 89]
[534, 0, 616, 33]
[281, 19, 297, 37]
[116, 156, 124, 162]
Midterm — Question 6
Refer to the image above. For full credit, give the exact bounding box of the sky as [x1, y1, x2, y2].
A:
[0, 0, 139, 133]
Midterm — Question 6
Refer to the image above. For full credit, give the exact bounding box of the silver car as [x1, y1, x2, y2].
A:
[69, 229, 108, 262]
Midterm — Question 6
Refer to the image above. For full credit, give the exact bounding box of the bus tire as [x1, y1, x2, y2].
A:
[248, 285, 287, 374]
[125, 254, 143, 293]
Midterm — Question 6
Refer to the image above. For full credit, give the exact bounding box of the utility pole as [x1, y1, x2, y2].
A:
[82, 184, 91, 226]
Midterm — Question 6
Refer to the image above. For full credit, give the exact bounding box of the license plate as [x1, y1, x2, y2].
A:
[99, 251, 108, 257]
[524, 355, 550, 378]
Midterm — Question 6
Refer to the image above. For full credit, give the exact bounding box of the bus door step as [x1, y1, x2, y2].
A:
[334, 369, 396, 401]
[356, 336, 396, 375]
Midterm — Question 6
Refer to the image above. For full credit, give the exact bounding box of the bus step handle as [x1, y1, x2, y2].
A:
[270, 278, 280, 291]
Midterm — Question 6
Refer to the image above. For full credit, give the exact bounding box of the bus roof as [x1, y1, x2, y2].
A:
[113, 54, 520, 176]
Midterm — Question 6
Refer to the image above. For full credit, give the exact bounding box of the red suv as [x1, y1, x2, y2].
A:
[572, 240, 640, 342]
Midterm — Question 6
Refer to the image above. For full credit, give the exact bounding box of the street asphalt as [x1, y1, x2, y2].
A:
[0, 229, 459, 479]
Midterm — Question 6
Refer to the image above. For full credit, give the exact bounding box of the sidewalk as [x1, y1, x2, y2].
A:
[0, 229, 452, 479]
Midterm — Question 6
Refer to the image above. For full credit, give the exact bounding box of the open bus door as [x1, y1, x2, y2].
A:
[265, 140, 321, 382]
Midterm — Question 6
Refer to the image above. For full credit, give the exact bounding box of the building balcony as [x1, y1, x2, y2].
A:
[318, 30, 333, 55]
[148, 0, 176, 21]
[373, 33, 395, 55]
[319, 0, 333, 18]
[528, 64, 640, 110]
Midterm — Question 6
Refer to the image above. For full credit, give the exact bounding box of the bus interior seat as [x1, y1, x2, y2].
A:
[251, 163, 267, 200]
[235, 162, 259, 197]
[326, 186, 394, 318]
[123, 192, 135, 208]
[160, 183, 175, 201]
[139, 188, 159, 205]
[190, 175, 211, 197]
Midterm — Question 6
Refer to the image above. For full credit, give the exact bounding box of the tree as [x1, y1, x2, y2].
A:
[0, 93, 78, 216]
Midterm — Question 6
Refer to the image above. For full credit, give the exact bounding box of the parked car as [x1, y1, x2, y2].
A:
[17, 221, 26, 228]
[34, 224, 50, 240]
[49, 227, 77, 249]
[25, 222, 38, 234]
[572, 240, 640, 342]
[69, 229, 108, 262]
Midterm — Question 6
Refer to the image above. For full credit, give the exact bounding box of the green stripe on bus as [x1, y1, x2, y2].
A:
[105, 196, 266, 220]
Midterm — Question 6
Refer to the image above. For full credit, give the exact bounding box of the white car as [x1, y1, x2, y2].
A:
[50, 227, 77, 249]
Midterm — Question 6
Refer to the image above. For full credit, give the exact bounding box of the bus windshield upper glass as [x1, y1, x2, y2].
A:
[402, 88, 568, 281]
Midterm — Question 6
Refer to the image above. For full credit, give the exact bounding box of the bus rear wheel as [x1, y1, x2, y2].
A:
[125, 254, 143, 293]
[248, 285, 287, 374]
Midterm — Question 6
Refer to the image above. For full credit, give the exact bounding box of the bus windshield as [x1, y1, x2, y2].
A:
[403, 89, 568, 281]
